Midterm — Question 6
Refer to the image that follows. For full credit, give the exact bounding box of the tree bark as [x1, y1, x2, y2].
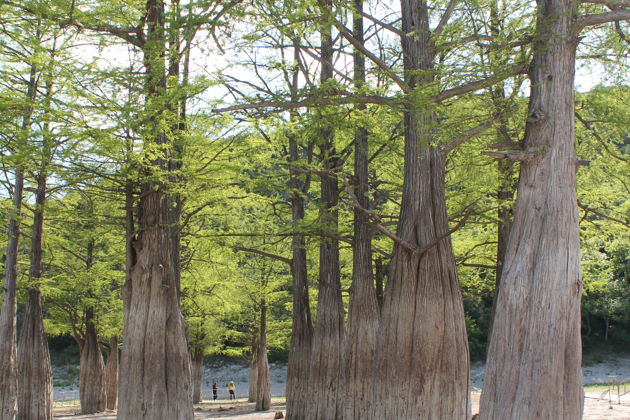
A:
[248, 343, 258, 403]
[79, 308, 106, 413]
[285, 38, 313, 420]
[0, 59, 37, 420]
[343, 1, 381, 417]
[17, 169, 53, 420]
[255, 300, 271, 411]
[104, 336, 118, 410]
[374, 257, 384, 309]
[117, 1, 193, 418]
[306, 7, 345, 418]
[191, 349, 204, 404]
[375, 1, 470, 418]
[479, 0, 583, 418]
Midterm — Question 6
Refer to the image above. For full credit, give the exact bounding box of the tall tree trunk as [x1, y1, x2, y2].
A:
[255, 300, 271, 411]
[487, 0, 517, 338]
[191, 349, 204, 404]
[117, 1, 193, 418]
[104, 336, 118, 410]
[343, 1, 380, 417]
[17, 171, 53, 420]
[285, 38, 313, 420]
[306, 7, 345, 418]
[0, 59, 37, 420]
[479, 0, 583, 418]
[79, 308, 106, 413]
[375, 1, 470, 418]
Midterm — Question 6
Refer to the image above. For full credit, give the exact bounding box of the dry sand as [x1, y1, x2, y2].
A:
[53, 391, 630, 420]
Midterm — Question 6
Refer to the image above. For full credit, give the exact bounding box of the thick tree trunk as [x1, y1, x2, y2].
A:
[79, 308, 106, 413]
[118, 188, 193, 420]
[343, 1, 381, 417]
[375, 1, 470, 418]
[285, 39, 313, 420]
[191, 350, 204, 404]
[0, 60, 37, 420]
[117, 1, 193, 418]
[255, 300, 271, 411]
[479, 1, 583, 418]
[306, 10, 345, 418]
[17, 290, 53, 420]
[17, 167, 53, 420]
[248, 344, 258, 402]
[104, 336, 118, 410]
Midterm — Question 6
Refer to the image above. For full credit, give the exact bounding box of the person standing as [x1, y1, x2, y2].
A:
[212, 382, 218, 400]
[228, 381, 236, 400]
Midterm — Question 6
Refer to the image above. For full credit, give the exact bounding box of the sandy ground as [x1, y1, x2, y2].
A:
[53, 391, 630, 420]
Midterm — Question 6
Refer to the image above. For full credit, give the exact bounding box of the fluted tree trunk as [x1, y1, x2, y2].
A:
[0, 59, 37, 420]
[79, 308, 106, 414]
[479, 0, 584, 418]
[306, 5, 345, 417]
[343, 0, 380, 417]
[17, 62, 55, 420]
[285, 37, 313, 420]
[104, 336, 118, 410]
[117, 1, 193, 419]
[255, 300, 271, 411]
[375, 0, 470, 418]
[17, 170, 53, 420]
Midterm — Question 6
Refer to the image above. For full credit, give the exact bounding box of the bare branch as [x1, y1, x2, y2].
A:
[211, 94, 394, 113]
[331, 19, 409, 93]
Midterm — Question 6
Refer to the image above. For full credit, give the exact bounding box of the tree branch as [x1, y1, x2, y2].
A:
[581, 0, 630, 8]
[212, 94, 394, 113]
[578, 201, 630, 229]
[434, 0, 459, 36]
[434, 62, 529, 102]
[481, 149, 539, 161]
[441, 119, 495, 156]
[233, 246, 292, 266]
[578, 8, 630, 28]
[331, 19, 409, 93]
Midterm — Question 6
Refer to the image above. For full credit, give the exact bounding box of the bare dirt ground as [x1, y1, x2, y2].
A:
[53, 391, 630, 420]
